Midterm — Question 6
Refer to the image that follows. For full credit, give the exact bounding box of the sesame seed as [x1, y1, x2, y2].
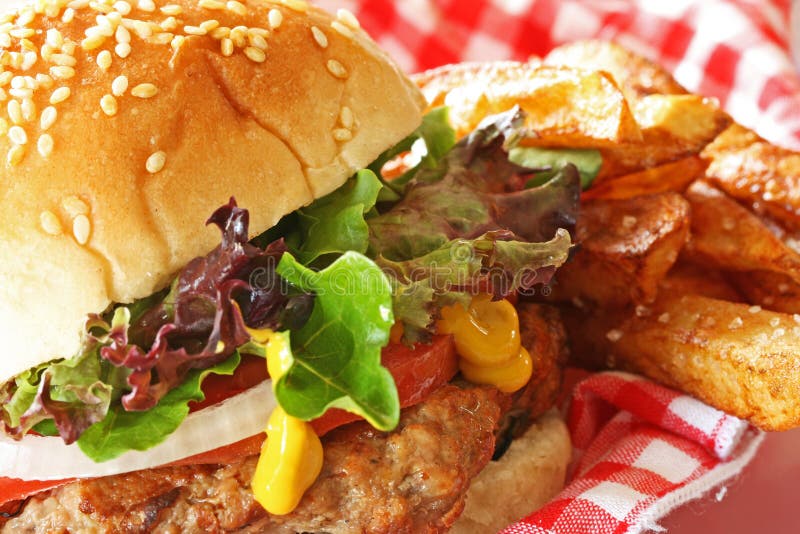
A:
[657, 312, 670, 323]
[9, 126, 27, 145]
[20, 52, 37, 71]
[200, 20, 220, 32]
[339, 106, 354, 128]
[132, 20, 152, 38]
[249, 33, 267, 50]
[131, 83, 157, 98]
[147, 32, 174, 45]
[280, 0, 308, 13]
[0, 34, 10, 49]
[769, 317, 781, 327]
[220, 37, 233, 56]
[81, 34, 107, 50]
[111, 75, 128, 96]
[20, 39, 37, 53]
[40, 106, 57, 130]
[229, 26, 246, 47]
[332, 128, 352, 141]
[748, 305, 762, 314]
[107, 11, 123, 25]
[50, 53, 77, 67]
[36, 73, 54, 88]
[7, 100, 22, 124]
[97, 50, 112, 70]
[20, 98, 35, 122]
[89, 1, 113, 13]
[268, 8, 282, 29]
[62, 196, 89, 217]
[311, 26, 328, 48]
[773, 328, 786, 338]
[50, 86, 71, 104]
[199, 0, 225, 8]
[100, 94, 117, 116]
[7, 145, 25, 166]
[73, 214, 91, 245]
[146, 150, 166, 173]
[170, 35, 185, 51]
[326, 59, 348, 79]
[16, 8, 35, 27]
[113, 1, 132, 15]
[9, 88, 33, 100]
[331, 21, 354, 39]
[0, 73, 11, 86]
[606, 329, 623, 342]
[244, 46, 266, 63]
[183, 25, 207, 36]
[40, 210, 62, 235]
[45, 27, 64, 47]
[728, 316, 743, 330]
[622, 215, 637, 229]
[40, 45, 55, 60]
[63, 41, 77, 55]
[226, 1, 247, 15]
[115, 42, 131, 58]
[0, 118, 7, 135]
[0, 90, 6, 102]
[115, 24, 131, 43]
[210, 26, 230, 39]
[160, 16, 178, 31]
[336, 8, 361, 29]
[137, 0, 155, 12]
[248, 28, 270, 38]
[62, 7, 76, 22]
[9, 28, 35, 39]
[160, 4, 182, 15]
[50, 66, 76, 80]
[778, 283, 790, 294]
[67, 0, 90, 10]
[37, 133, 53, 157]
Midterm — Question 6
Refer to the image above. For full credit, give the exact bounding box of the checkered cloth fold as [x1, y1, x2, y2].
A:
[312, 1, 792, 531]
[500, 372, 762, 534]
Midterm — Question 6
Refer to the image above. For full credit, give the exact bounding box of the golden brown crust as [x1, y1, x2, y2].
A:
[0, 0, 424, 382]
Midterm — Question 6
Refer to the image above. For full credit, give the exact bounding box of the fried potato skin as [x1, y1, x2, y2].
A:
[684, 180, 800, 283]
[551, 193, 690, 306]
[606, 295, 800, 431]
[544, 40, 688, 102]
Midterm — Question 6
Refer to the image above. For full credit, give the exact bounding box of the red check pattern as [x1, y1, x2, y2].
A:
[312, 1, 786, 531]
[500, 372, 761, 534]
[317, 0, 800, 150]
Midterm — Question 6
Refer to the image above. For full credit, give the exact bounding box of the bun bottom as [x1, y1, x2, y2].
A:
[450, 410, 571, 533]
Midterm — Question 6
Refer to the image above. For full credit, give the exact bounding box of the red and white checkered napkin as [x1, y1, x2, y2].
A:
[318, 0, 800, 150]
[501, 372, 763, 534]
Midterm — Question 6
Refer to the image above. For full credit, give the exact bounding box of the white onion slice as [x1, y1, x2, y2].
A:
[0, 380, 274, 480]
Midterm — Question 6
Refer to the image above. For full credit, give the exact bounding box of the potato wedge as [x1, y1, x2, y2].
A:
[544, 40, 687, 102]
[597, 95, 731, 179]
[704, 136, 800, 231]
[659, 260, 743, 302]
[583, 156, 705, 200]
[600, 294, 800, 431]
[550, 192, 689, 306]
[412, 63, 642, 146]
[684, 180, 800, 283]
[727, 270, 800, 314]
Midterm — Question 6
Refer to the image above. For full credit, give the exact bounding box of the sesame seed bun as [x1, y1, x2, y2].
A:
[0, 0, 424, 383]
[451, 410, 571, 533]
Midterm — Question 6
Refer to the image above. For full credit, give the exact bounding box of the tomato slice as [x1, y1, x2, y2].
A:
[0, 336, 457, 506]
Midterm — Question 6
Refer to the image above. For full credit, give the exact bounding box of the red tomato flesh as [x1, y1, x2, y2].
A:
[0, 336, 457, 506]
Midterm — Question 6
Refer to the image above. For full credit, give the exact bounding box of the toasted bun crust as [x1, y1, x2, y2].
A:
[0, 0, 424, 382]
[451, 410, 571, 533]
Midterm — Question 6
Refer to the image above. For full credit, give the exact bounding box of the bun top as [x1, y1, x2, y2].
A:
[0, 0, 424, 383]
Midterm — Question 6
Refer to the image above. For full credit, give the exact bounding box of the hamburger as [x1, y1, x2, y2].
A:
[0, 0, 574, 531]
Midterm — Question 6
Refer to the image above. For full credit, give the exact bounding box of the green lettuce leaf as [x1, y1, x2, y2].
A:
[274, 251, 399, 431]
[379, 230, 572, 340]
[369, 106, 456, 198]
[76, 352, 241, 462]
[290, 169, 382, 264]
[509, 146, 601, 189]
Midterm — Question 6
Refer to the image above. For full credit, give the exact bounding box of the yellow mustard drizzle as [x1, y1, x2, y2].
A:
[437, 294, 533, 392]
[247, 328, 324, 515]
